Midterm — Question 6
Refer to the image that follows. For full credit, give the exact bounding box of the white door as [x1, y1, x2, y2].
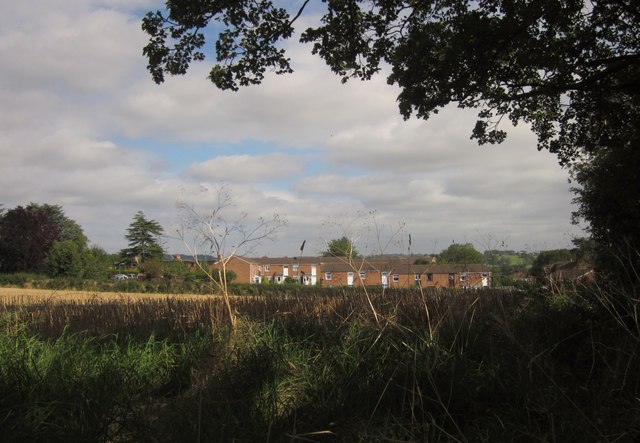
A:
[381, 272, 388, 287]
[347, 272, 354, 286]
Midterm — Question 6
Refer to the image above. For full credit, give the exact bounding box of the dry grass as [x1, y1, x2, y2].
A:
[0, 287, 229, 339]
[0, 287, 525, 338]
[0, 286, 216, 305]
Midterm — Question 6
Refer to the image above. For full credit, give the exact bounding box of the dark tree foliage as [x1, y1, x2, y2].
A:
[530, 249, 575, 279]
[27, 203, 88, 249]
[142, 1, 640, 284]
[0, 205, 62, 272]
[120, 211, 165, 265]
[142, 0, 298, 90]
[572, 136, 640, 283]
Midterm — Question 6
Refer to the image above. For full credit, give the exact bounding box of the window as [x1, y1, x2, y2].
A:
[427, 273, 433, 281]
[359, 272, 366, 280]
[415, 273, 421, 280]
[325, 272, 332, 280]
[448, 273, 455, 281]
[460, 273, 467, 281]
[283, 265, 288, 269]
[265, 265, 270, 271]
[293, 264, 299, 272]
[393, 274, 399, 282]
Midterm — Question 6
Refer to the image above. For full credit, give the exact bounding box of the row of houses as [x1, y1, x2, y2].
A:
[169, 254, 492, 289]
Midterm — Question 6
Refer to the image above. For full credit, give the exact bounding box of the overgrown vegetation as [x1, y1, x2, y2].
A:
[1, 284, 638, 442]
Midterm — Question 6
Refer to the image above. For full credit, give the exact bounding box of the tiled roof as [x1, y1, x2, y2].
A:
[167, 253, 489, 274]
[256, 256, 322, 265]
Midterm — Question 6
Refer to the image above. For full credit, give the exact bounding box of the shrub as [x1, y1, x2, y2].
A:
[0, 273, 42, 287]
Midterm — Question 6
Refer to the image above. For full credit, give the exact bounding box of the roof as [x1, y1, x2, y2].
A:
[547, 261, 594, 282]
[165, 254, 215, 262]
[256, 256, 322, 265]
[321, 259, 490, 274]
[165, 254, 488, 275]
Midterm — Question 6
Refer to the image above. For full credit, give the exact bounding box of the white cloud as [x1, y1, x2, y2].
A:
[0, 1, 585, 255]
[183, 153, 306, 183]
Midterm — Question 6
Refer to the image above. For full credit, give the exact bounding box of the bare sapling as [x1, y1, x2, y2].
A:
[176, 185, 286, 328]
[322, 211, 407, 326]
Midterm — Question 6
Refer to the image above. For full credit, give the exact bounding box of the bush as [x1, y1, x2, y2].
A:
[0, 273, 42, 287]
[140, 259, 164, 279]
[43, 240, 83, 278]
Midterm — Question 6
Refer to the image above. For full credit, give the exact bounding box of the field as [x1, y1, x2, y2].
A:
[1, 285, 639, 442]
[0, 287, 213, 303]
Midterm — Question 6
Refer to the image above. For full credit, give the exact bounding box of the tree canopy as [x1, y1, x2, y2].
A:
[44, 240, 84, 278]
[142, 1, 640, 284]
[120, 211, 165, 265]
[0, 204, 86, 273]
[438, 243, 484, 265]
[322, 236, 359, 259]
[32, 203, 88, 249]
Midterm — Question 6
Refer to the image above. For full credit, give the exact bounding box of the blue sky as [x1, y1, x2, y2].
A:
[0, 0, 585, 257]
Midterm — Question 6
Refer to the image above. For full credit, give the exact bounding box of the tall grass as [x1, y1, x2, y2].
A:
[1, 286, 638, 441]
[0, 323, 208, 442]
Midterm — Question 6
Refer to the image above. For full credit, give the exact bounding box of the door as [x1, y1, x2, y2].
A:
[347, 272, 354, 286]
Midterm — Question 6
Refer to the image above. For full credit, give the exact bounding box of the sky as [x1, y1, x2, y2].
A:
[0, 0, 585, 258]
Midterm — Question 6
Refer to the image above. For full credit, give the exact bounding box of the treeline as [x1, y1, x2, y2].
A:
[0, 202, 596, 291]
[0, 204, 167, 281]
[0, 203, 114, 279]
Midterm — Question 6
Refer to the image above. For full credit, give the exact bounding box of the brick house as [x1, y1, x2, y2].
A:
[214, 256, 262, 284]
[319, 257, 490, 289]
[173, 254, 490, 289]
[254, 256, 321, 285]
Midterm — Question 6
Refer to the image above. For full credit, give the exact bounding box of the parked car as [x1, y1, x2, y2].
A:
[113, 274, 129, 281]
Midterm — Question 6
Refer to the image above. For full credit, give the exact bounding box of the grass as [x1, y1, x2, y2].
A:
[0, 285, 638, 441]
